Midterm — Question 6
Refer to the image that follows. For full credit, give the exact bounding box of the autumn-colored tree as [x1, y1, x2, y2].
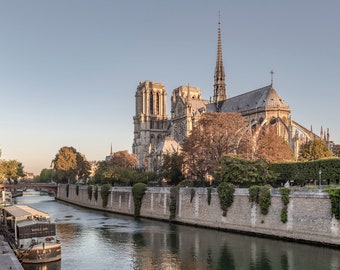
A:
[332, 144, 340, 157]
[109, 150, 137, 169]
[253, 125, 294, 162]
[299, 140, 333, 161]
[181, 112, 251, 183]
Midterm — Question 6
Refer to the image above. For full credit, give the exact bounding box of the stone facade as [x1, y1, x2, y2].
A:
[132, 21, 331, 171]
[57, 185, 340, 247]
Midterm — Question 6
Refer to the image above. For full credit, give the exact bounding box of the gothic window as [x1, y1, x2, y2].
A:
[150, 93, 154, 115]
[156, 93, 160, 115]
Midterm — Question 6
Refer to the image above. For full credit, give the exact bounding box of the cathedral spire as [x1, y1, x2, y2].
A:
[213, 13, 226, 104]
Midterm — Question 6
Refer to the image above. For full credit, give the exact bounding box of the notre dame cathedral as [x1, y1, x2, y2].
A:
[132, 20, 331, 172]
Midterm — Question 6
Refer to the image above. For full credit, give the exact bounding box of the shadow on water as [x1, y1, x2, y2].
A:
[22, 260, 61, 270]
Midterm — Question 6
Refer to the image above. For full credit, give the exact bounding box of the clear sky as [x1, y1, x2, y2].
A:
[0, 1, 339, 175]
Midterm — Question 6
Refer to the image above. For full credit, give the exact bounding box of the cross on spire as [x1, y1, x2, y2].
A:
[270, 70, 274, 85]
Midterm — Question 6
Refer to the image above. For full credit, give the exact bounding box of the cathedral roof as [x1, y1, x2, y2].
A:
[207, 84, 290, 114]
[155, 136, 180, 155]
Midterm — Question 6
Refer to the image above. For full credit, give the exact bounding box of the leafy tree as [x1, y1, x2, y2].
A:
[299, 140, 333, 161]
[0, 160, 25, 184]
[215, 156, 276, 187]
[52, 146, 90, 183]
[254, 125, 294, 162]
[109, 150, 137, 169]
[38, 168, 57, 183]
[181, 112, 251, 184]
[331, 144, 340, 158]
[159, 153, 183, 185]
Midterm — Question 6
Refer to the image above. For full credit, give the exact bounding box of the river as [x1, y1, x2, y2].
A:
[13, 190, 340, 270]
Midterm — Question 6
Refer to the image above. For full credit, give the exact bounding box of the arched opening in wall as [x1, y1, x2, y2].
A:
[150, 92, 154, 115]
[156, 92, 160, 115]
[157, 134, 162, 144]
[270, 118, 278, 125]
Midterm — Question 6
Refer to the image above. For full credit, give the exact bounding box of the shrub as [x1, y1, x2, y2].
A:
[190, 188, 195, 203]
[217, 183, 235, 217]
[249, 185, 260, 204]
[249, 185, 272, 215]
[132, 183, 147, 217]
[100, 184, 111, 208]
[327, 188, 340, 219]
[280, 188, 290, 223]
[259, 185, 272, 215]
[87, 185, 93, 200]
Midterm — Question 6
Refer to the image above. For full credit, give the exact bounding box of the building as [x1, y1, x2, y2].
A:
[132, 20, 331, 172]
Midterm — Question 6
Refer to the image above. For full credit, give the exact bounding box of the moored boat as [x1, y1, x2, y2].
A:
[0, 204, 61, 263]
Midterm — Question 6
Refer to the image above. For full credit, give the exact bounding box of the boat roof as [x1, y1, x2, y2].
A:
[3, 205, 50, 218]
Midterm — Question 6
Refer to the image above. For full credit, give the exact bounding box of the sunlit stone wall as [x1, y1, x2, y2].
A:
[57, 185, 339, 246]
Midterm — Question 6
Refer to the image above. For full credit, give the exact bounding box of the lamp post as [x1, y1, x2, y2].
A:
[318, 169, 322, 188]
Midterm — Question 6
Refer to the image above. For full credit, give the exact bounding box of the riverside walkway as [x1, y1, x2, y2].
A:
[0, 235, 24, 270]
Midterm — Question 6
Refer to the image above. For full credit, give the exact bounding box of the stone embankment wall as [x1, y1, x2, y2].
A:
[57, 185, 339, 247]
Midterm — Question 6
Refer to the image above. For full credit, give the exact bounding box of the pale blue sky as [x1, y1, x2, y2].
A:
[0, 1, 339, 174]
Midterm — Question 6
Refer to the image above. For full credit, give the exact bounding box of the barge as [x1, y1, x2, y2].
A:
[0, 204, 61, 263]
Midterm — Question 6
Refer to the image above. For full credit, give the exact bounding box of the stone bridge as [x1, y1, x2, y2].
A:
[0, 183, 58, 196]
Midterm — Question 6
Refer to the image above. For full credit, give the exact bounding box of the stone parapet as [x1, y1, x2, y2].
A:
[56, 185, 339, 247]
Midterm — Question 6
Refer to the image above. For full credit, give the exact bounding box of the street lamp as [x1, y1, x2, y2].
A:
[318, 169, 322, 188]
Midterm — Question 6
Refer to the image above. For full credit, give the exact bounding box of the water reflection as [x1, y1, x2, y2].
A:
[14, 191, 340, 270]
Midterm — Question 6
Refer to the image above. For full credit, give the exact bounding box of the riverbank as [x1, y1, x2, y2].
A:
[0, 235, 24, 270]
[56, 184, 340, 247]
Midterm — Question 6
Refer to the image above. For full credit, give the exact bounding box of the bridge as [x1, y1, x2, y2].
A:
[0, 183, 58, 196]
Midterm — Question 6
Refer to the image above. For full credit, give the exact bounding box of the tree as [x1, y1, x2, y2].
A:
[38, 168, 57, 183]
[52, 146, 90, 183]
[299, 140, 333, 161]
[109, 150, 137, 169]
[181, 112, 251, 183]
[214, 155, 276, 187]
[254, 125, 294, 162]
[0, 160, 25, 184]
[159, 153, 183, 185]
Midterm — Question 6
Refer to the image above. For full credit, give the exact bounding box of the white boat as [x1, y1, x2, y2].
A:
[0, 204, 61, 263]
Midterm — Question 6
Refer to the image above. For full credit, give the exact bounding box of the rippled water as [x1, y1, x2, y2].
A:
[14, 190, 340, 270]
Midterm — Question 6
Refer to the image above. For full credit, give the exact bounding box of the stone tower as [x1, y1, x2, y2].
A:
[132, 81, 168, 170]
[213, 18, 226, 106]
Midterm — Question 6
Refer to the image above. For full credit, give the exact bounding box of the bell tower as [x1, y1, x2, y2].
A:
[132, 81, 168, 170]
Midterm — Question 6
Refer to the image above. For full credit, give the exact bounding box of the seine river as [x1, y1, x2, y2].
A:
[14, 190, 340, 270]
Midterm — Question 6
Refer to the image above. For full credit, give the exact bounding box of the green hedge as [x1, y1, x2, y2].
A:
[270, 158, 340, 186]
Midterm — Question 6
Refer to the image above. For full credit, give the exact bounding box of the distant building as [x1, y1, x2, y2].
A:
[132, 19, 331, 172]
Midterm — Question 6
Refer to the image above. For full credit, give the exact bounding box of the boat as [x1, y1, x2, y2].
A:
[0, 190, 13, 208]
[0, 204, 61, 263]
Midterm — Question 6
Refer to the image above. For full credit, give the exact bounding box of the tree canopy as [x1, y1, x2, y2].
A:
[214, 155, 276, 187]
[181, 112, 251, 182]
[254, 125, 294, 162]
[51, 146, 91, 183]
[108, 150, 137, 169]
[299, 140, 333, 161]
[159, 152, 183, 185]
[0, 160, 25, 184]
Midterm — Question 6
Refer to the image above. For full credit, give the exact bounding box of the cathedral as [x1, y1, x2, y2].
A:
[132, 20, 330, 172]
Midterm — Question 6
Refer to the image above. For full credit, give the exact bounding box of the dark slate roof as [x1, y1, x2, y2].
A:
[206, 85, 290, 113]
